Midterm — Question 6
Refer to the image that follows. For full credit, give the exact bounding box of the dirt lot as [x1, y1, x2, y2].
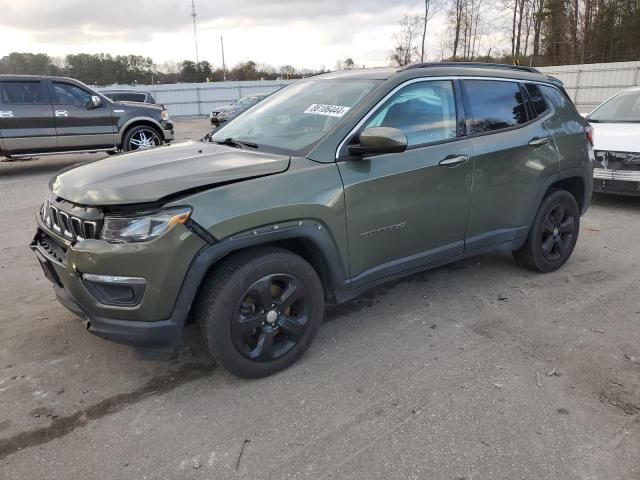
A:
[0, 118, 638, 479]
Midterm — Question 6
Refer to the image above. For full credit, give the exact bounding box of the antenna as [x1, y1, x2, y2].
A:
[191, 0, 199, 64]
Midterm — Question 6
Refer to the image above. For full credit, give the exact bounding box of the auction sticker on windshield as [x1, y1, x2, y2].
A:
[304, 104, 351, 117]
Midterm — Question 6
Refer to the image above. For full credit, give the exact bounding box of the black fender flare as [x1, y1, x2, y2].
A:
[168, 221, 347, 339]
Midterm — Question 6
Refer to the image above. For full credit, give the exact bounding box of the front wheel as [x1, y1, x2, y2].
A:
[513, 189, 580, 272]
[122, 125, 161, 151]
[195, 247, 324, 378]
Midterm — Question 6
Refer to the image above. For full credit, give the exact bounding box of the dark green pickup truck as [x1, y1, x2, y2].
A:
[0, 74, 173, 158]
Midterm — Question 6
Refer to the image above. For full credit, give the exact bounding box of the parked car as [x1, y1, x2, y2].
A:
[0, 75, 173, 158]
[31, 63, 593, 378]
[99, 89, 158, 105]
[210, 93, 269, 125]
[586, 86, 640, 196]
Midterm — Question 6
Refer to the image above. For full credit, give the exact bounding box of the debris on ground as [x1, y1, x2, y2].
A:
[546, 367, 559, 377]
[623, 354, 637, 363]
[497, 295, 508, 302]
[536, 372, 542, 388]
[590, 328, 605, 334]
[236, 439, 251, 471]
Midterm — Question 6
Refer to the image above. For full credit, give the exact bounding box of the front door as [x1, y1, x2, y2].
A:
[49, 80, 115, 150]
[0, 79, 57, 153]
[337, 80, 473, 282]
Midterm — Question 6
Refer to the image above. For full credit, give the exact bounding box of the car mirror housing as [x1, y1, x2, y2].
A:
[347, 127, 408, 157]
[87, 95, 102, 109]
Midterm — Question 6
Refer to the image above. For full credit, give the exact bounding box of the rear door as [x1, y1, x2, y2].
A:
[0, 79, 57, 153]
[463, 79, 559, 251]
[49, 80, 115, 150]
[337, 79, 473, 279]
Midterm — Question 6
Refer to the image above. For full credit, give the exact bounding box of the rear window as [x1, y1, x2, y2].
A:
[525, 83, 548, 117]
[464, 80, 528, 134]
[0, 81, 47, 104]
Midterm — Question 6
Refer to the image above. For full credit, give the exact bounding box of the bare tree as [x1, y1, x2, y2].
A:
[450, 0, 466, 59]
[420, 0, 441, 61]
[390, 15, 423, 66]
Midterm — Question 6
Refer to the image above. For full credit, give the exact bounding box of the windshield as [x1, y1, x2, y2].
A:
[589, 90, 640, 123]
[209, 78, 381, 154]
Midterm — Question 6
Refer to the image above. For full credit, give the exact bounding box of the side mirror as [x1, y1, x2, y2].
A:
[87, 95, 102, 109]
[347, 127, 408, 157]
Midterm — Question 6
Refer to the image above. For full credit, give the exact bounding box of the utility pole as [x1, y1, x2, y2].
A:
[221, 36, 227, 81]
[191, 0, 199, 64]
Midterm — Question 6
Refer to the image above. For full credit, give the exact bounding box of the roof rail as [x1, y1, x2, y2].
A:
[398, 62, 541, 74]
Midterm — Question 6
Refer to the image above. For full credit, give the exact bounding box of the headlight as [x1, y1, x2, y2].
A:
[101, 207, 191, 243]
[161, 109, 170, 121]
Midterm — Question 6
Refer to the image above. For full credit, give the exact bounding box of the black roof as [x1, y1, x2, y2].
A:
[313, 62, 561, 86]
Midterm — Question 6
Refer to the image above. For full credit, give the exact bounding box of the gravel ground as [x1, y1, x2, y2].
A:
[0, 118, 638, 479]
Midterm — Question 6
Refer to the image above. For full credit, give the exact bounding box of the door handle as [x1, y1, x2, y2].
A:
[439, 155, 469, 167]
[0, 110, 13, 118]
[528, 137, 549, 147]
[55, 110, 68, 117]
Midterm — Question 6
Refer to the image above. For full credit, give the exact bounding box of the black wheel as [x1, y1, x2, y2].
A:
[513, 189, 580, 272]
[122, 125, 161, 151]
[195, 247, 324, 378]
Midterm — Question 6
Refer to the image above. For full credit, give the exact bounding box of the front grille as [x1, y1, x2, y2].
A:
[41, 196, 103, 242]
[35, 231, 67, 264]
[594, 151, 640, 171]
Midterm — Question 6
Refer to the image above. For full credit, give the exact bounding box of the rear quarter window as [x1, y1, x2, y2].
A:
[463, 80, 528, 134]
[525, 83, 548, 117]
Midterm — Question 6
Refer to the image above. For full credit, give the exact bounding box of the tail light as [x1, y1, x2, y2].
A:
[584, 125, 594, 146]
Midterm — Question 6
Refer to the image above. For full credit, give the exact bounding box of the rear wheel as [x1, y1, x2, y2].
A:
[195, 247, 324, 378]
[122, 125, 161, 151]
[513, 189, 580, 272]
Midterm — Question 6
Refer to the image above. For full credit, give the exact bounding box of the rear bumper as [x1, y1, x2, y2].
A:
[593, 168, 640, 196]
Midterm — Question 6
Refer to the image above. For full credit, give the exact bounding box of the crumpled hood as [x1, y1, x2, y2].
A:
[51, 140, 290, 206]
[591, 122, 640, 153]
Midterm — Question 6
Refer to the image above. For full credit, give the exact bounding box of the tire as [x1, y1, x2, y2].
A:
[122, 125, 162, 151]
[513, 188, 580, 272]
[195, 247, 325, 378]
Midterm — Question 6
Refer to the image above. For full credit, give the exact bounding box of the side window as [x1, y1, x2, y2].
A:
[525, 83, 548, 117]
[52, 83, 92, 107]
[117, 93, 145, 102]
[363, 80, 457, 147]
[0, 81, 47, 104]
[464, 80, 528, 134]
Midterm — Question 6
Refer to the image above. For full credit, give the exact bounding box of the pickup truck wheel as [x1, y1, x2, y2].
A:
[122, 125, 161, 151]
[196, 247, 324, 378]
[513, 189, 580, 273]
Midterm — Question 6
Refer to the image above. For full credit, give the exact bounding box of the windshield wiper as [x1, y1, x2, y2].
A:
[214, 137, 258, 149]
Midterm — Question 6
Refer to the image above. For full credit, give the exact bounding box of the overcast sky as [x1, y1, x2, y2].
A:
[0, 0, 458, 70]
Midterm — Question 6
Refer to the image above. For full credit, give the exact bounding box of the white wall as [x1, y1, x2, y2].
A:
[106, 61, 640, 116]
[102, 80, 295, 117]
[538, 61, 640, 112]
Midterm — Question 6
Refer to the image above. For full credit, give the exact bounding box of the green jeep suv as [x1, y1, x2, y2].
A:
[31, 63, 594, 378]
